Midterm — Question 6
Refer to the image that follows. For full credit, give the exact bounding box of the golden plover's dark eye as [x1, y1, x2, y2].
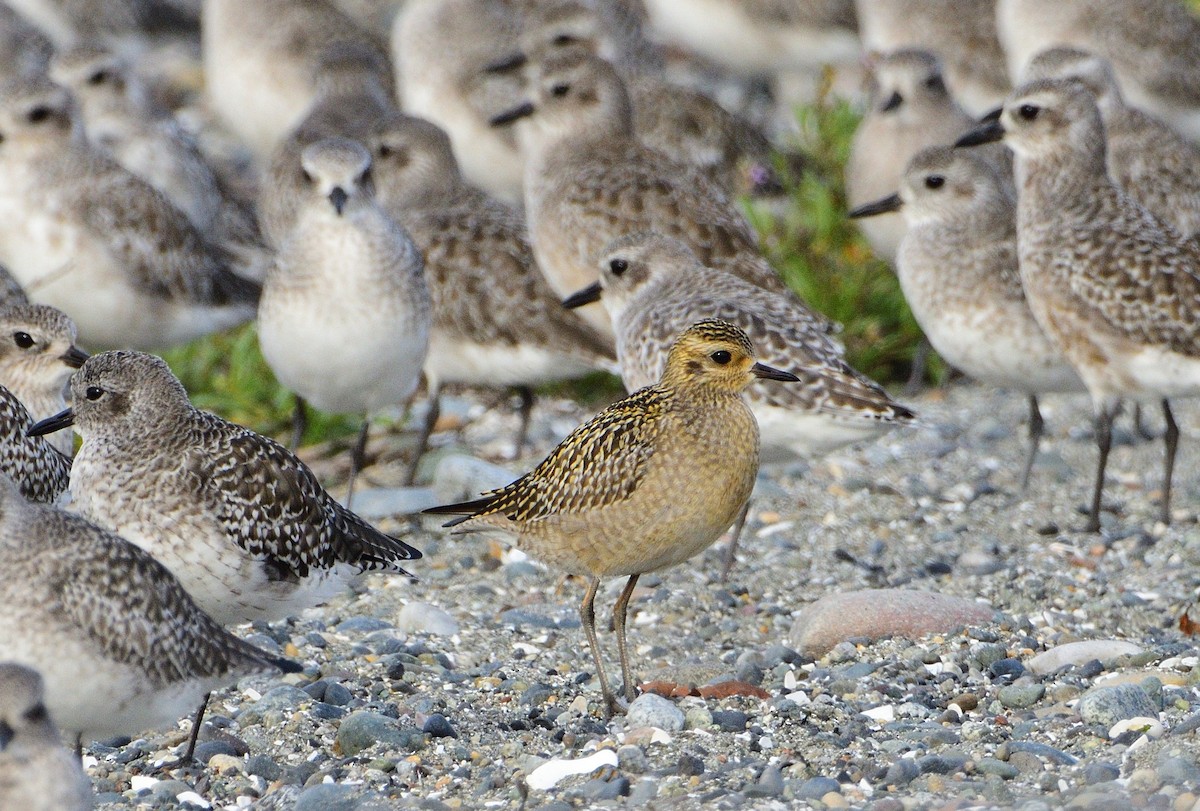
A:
[610, 258, 628, 275]
[710, 350, 731, 365]
[13, 331, 33, 348]
[925, 175, 945, 190]
[1018, 104, 1040, 121]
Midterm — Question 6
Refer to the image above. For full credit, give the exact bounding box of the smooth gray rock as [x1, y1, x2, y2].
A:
[1027, 641, 1144, 675]
[625, 693, 684, 732]
[396, 602, 460, 636]
[336, 711, 425, 756]
[1077, 684, 1159, 728]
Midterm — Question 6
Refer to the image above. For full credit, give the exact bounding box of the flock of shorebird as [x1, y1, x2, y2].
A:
[1, 0, 1200, 806]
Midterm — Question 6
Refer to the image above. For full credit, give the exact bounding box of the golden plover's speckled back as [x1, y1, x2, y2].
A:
[426, 319, 798, 714]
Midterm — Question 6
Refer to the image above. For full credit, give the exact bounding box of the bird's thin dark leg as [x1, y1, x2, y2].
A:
[183, 692, 211, 763]
[405, 384, 440, 486]
[289, 395, 308, 450]
[1162, 399, 1179, 526]
[513, 386, 535, 458]
[344, 419, 370, 509]
[580, 576, 615, 716]
[1085, 406, 1115, 533]
[903, 336, 930, 395]
[1133, 403, 1157, 441]
[612, 574, 641, 704]
[719, 500, 752, 581]
[1020, 395, 1044, 492]
[74, 733, 83, 761]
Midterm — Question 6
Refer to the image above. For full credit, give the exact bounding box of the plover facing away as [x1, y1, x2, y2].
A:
[28, 351, 423, 626]
[846, 49, 987, 265]
[0, 475, 293, 747]
[0, 77, 259, 350]
[0, 303, 87, 458]
[258, 137, 430, 498]
[1021, 47, 1200, 239]
[368, 113, 615, 471]
[957, 79, 1200, 531]
[0, 663, 91, 811]
[849, 146, 1083, 488]
[495, 49, 785, 337]
[427, 320, 798, 714]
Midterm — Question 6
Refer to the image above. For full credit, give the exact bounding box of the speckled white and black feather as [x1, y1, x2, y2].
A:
[0, 385, 68, 503]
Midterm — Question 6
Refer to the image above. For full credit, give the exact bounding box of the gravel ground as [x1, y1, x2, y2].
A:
[83, 382, 1200, 810]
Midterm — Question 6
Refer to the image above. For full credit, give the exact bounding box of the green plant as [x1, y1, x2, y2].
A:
[743, 82, 941, 386]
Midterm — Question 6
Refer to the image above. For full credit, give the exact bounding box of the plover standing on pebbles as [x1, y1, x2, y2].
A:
[0, 663, 91, 811]
[1021, 47, 1200, 239]
[957, 79, 1200, 531]
[27, 350, 423, 626]
[368, 114, 615, 472]
[847, 49, 992, 265]
[259, 137, 430, 497]
[0, 474, 294, 750]
[849, 146, 1083, 488]
[495, 49, 786, 337]
[996, 0, 1200, 141]
[427, 320, 799, 715]
[0, 77, 259, 350]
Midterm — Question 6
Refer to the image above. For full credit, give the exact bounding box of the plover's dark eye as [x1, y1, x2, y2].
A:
[924, 74, 946, 93]
[710, 350, 731, 365]
[553, 34, 577, 46]
[85, 386, 103, 401]
[87, 70, 110, 85]
[925, 175, 945, 189]
[12, 331, 33, 348]
[300, 168, 313, 183]
[1018, 104, 1040, 121]
[609, 258, 628, 275]
[377, 143, 392, 158]
[26, 106, 51, 124]
[550, 83, 570, 98]
[23, 702, 46, 723]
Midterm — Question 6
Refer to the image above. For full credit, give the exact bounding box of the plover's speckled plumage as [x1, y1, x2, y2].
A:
[849, 146, 1083, 487]
[497, 49, 786, 337]
[566, 233, 914, 458]
[0, 474, 291, 743]
[0, 303, 87, 458]
[0, 663, 91, 811]
[0, 265, 28, 310]
[369, 113, 615, 467]
[1022, 47, 1200, 239]
[28, 351, 423, 626]
[259, 137, 430, 494]
[392, 0, 526, 205]
[50, 43, 264, 262]
[957, 79, 1200, 530]
[258, 40, 398, 249]
[847, 49, 991, 265]
[0, 77, 259, 350]
[427, 320, 799, 713]
[203, 0, 388, 159]
[854, 0, 1009, 114]
[0, 5, 51, 83]
[996, 0, 1200, 141]
[0, 386, 69, 503]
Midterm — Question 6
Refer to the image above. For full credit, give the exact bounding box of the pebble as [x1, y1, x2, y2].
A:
[683, 706, 713, 730]
[745, 764, 785, 798]
[1078, 684, 1160, 727]
[336, 711, 425, 756]
[999, 684, 1045, 709]
[1158, 755, 1200, 784]
[617, 744, 650, 774]
[788, 589, 998, 656]
[884, 759, 920, 786]
[1082, 763, 1121, 785]
[1027, 641, 1144, 675]
[976, 758, 1019, 779]
[989, 658, 1026, 682]
[677, 754, 705, 776]
[396, 602, 460, 636]
[526, 749, 619, 791]
[422, 713, 457, 739]
[192, 740, 238, 764]
[796, 776, 841, 800]
[625, 693, 685, 732]
[577, 775, 630, 801]
[710, 709, 748, 732]
[293, 784, 360, 811]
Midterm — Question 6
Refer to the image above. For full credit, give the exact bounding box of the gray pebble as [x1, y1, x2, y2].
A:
[975, 758, 1019, 779]
[311, 702, 347, 720]
[336, 711, 425, 756]
[1008, 741, 1077, 765]
[423, 713, 456, 739]
[245, 754, 282, 781]
[250, 685, 314, 713]
[795, 775, 839, 799]
[999, 684, 1045, 709]
[744, 764, 784, 798]
[618, 744, 650, 774]
[628, 778, 659, 806]
[336, 616, 394, 633]
[1082, 763, 1120, 785]
[1157, 756, 1200, 784]
[677, 754, 705, 776]
[1077, 684, 1159, 727]
[192, 740, 238, 764]
[324, 682, 353, 706]
[918, 754, 966, 774]
[626, 693, 684, 732]
[989, 658, 1026, 682]
[711, 710, 748, 732]
[884, 759, 919, 786]
[577, 776, 630, 801]
[294, 784, 360, 811]
[971, 643, 1008, 668]
[1008, 752, 1043, 774]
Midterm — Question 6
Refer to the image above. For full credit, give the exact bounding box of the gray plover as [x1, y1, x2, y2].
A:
[203, 0, 388, 159]
[996, 0, 1200, 141]
[0, 76, 259, 350]
[846, 49, 985, 265]
[0, 474, 292, 746]
[49, 43, 264, 262]
[566, 233, 913, 575]
[0, 663, 91, 811]
[368, 113, 615, 472]
[258, 40, 398, 249]
[0, 385, 69, 503]
[854, 0, 1009, 115]
[516, 0, 663, 79]
[1021, 47, 1200, 239]
[427, 320, 799, 714]
[639, 0, 859, 76]
[494, 49, 786, 337]
[392, 0, 526, 204]
[258, 137, 430, 499]
[849, 146, 1083, 488]
[957, 79, 1200, 531]
[28, 350, 423, 624]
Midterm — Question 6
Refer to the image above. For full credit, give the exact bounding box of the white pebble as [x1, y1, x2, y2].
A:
[1108, 716, 1164, 740]
[526, 749, 619, 790]
[861, 705, 895, 723]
